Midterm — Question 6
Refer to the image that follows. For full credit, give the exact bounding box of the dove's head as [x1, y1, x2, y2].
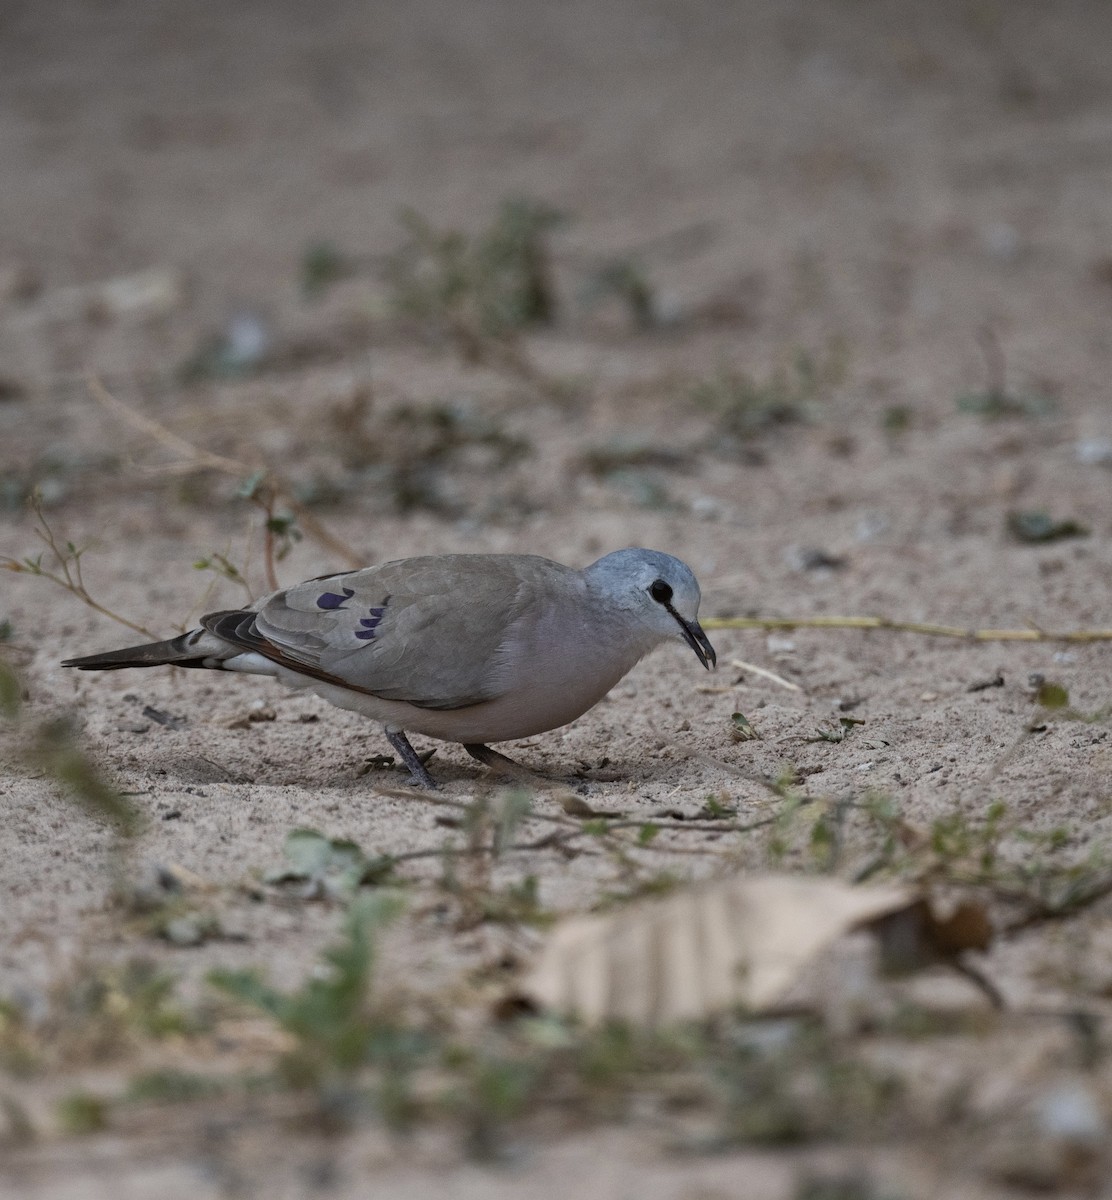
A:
[585, 548, 716, 669]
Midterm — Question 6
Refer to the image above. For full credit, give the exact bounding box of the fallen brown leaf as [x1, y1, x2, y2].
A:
[521, 873, 993, 1026]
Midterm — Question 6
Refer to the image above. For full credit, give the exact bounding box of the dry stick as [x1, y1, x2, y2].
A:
[249, 485, 282, 594]
[387, 832, 588, 867]
[393, 786, 770, 836]
[273, 786, 765, 901]
[728, 658, 801, 692]
[704, 615, 1112, 643]
[87, 376, 363, 570]
[998, 871, 1112, 936]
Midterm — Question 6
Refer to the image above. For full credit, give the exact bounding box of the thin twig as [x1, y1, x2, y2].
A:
[374, 785, 772, 839]
[951, 957, 1005, 1010]
[999, 870, 1112, 936]
[88, 375, 363, 570]
[593, 816, 777, 836]
[88, 375, 243, 474]
[728, 658, 802, 692]
[1, 495, 157, 639]
[705, 615, 1112, 642]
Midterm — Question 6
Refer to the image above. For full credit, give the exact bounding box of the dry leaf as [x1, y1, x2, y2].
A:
[872, 897, 993, 974]
[521, 874, 993, 1026]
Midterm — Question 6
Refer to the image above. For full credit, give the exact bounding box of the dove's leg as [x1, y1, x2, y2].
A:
[384, 727, 438, 790]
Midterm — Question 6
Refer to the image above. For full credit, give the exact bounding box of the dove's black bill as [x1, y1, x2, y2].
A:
[677, 617, 716, 670]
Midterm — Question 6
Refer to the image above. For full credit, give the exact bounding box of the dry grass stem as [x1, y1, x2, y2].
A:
[706, 614, 1112, 642]
[728, 658, 802, 691]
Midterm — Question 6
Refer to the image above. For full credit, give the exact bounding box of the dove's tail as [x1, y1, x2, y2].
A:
[62, 627, 234, 672]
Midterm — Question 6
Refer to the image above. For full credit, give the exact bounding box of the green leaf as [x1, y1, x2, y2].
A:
[701, 795, 736, 819]
[285, 828, 359, 875]
[300, 241, 353, 299]
[730, 711, 760, 742]
[1036, 681, 1070, 709]
[264, 827, 370, 895]
[56, 1091, 108, 1135]
[1007, 510, 1089, 544]
[208, 968, 290, 1021]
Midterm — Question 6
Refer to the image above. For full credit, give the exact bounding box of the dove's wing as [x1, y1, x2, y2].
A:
[201, 554, 572, 710]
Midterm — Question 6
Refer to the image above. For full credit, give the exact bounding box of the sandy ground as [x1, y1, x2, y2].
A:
[3, 1, 1112, 1196]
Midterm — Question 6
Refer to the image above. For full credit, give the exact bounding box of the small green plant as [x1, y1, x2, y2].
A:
[56, 1090, 108, 1135]
[0, 1000, 39, 1076]
[881, 405, 912, 434]
[730, 711, 761, 741]
[125, 1068, 227, 1105]
[694, 342, 847, 444]
[323, 396, 532, 517]
[1007, 510, 1088, 544]
[701, 794, 738, 819]
[713, 1020, 901, 1147]
[299, 240, 356, 299]
[955, 326, 1054, 420]
[578, 439, 687, 477]
[1032, 678, 1070, 709]
[795, 1170, 906, 1200]
[447, 1050, 539, 1161]
[55, 960, 194, 1049]
[209, 893, 421, 1121]
[192, 550, 253, 601]
[436, 791, 557, 928]
[386, 198, 562, 365]
[1, 960, 193, 1073]
[265, 827, 396, 898]
[2, 494, 155, 638]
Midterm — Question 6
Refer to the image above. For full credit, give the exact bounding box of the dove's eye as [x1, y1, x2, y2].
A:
[649, 579, 673, 605]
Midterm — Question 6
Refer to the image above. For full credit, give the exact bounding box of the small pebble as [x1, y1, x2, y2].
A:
[1075, 438, 1112, 467]
[1036, 1081, 1106, 1143]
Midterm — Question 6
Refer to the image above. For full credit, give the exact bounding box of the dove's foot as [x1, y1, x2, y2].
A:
[462, 743, 544, 783]
[385, 729, 439, 790]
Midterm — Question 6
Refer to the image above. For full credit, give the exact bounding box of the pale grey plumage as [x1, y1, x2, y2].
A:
[63, 548, 716, 787]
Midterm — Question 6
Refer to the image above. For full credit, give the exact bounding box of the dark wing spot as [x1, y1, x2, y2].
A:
[353, 596, 390, 641]
[316, 587, 356, 610]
